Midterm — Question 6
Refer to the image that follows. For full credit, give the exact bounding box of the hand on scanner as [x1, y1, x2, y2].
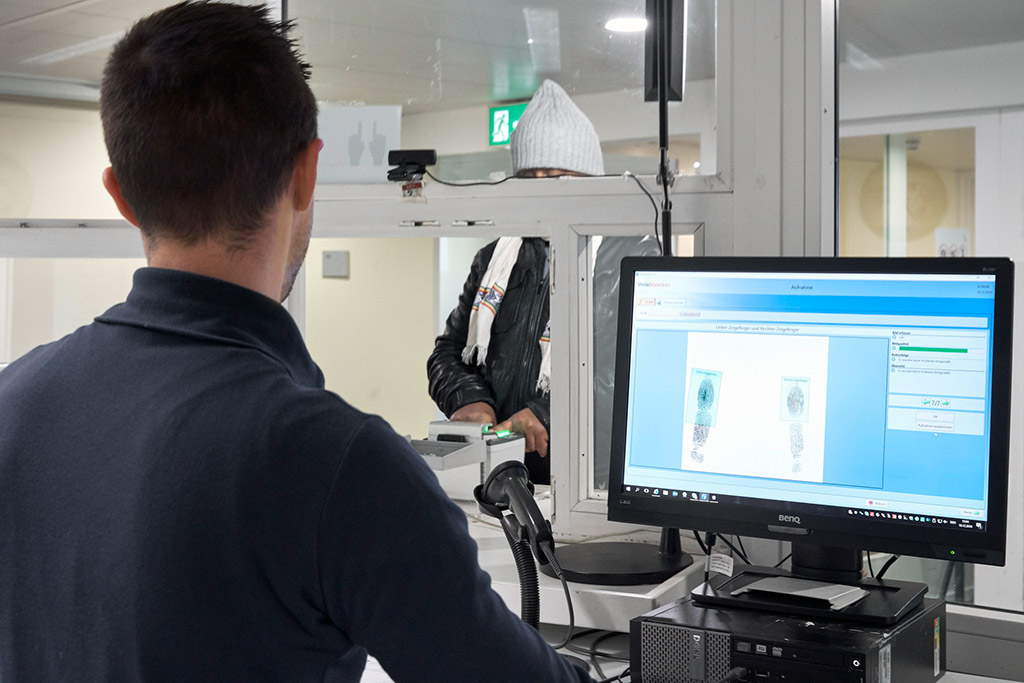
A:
[496, 407, 549, 458]
[450, 401, 497, 425]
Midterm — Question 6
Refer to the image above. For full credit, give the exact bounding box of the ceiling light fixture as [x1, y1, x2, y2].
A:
[605, 17, 647, 33]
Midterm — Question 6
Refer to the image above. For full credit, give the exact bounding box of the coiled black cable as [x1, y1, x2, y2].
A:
[499, 517, 540, 629]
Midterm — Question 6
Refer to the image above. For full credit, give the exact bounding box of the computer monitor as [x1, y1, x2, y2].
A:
[607, 256, 1013, 623]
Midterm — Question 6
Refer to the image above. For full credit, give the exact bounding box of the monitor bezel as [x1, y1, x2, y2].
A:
[607, 256, 1014, 566]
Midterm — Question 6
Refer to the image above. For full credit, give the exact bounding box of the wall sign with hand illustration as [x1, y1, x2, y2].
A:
[318, 105, 401, 183]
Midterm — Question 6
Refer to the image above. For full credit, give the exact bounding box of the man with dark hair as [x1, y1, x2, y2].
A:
[0, 4, 594, 682]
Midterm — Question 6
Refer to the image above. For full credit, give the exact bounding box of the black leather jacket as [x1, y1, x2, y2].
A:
[428, 238, 551, 481]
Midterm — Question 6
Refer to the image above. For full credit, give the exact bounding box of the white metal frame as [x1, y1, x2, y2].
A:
[0, 220, 142, 258]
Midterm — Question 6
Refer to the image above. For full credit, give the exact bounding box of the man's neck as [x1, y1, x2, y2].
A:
[146, 236, 285, 303]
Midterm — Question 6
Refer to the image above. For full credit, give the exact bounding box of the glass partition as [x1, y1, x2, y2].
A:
[839, 129, 975, 258]
[838, 123, 990, 607]
[588, 233, 697, 494]
[838, 0, 1024, 612]
[289, 0, 717, 182]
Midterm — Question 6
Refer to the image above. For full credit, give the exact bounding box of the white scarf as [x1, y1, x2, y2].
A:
[462, 236, 551, 394]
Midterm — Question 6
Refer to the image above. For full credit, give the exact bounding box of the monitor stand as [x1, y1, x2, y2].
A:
[539, 527, 693, 585]
[690, 543, 927, 625]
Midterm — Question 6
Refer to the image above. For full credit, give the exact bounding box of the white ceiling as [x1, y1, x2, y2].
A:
[839, 0, 1024, 62]
[0, 0, 1021, 112]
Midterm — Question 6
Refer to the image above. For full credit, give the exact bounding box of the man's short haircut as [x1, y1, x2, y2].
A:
[100, 1, 318, 246]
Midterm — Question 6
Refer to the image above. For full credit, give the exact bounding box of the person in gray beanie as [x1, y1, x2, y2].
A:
[427, 80, 658, 487]
[510, 79, 605, 177]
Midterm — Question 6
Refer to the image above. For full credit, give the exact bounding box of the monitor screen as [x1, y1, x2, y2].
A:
[608, 257, 1013, 572]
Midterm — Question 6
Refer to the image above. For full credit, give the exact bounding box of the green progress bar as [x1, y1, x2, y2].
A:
[899, 346, 968, 353]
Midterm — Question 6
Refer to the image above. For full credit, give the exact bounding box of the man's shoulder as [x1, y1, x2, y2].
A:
[0, 324, 91, 388]
[266, 386, 408, 456]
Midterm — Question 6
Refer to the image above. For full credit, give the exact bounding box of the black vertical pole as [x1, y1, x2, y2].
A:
[657, 0, 673, 257]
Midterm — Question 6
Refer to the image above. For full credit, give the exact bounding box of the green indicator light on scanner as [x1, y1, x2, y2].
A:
[494, 429, 512, 438]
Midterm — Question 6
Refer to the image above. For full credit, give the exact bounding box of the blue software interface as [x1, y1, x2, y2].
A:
[621, 270, 997, 530]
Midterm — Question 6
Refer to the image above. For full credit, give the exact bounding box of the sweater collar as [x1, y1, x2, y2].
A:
[96, 267, 323, 388]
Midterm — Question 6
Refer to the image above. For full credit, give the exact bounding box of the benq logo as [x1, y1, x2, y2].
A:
[778, 514, 802, 525]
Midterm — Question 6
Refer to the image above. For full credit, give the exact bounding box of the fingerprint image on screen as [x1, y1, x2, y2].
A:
[781, 377, 810, 472]
[680, 334, 827, 482]
[684, 368, 722, 464]
[691, 377, 716, 463]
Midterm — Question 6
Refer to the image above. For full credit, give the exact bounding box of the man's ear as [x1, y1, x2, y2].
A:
[291, 138, 322, 212]
[101, 167, 141, 227]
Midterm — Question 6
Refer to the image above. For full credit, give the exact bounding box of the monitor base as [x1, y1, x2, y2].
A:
[539, 541, 693, 585]
[690, 566, 927, 625]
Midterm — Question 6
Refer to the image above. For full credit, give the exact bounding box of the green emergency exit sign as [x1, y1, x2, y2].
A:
[488, 102, 528, 146]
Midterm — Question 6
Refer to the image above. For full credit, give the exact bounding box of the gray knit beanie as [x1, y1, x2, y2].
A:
[510, 80, 605, 176]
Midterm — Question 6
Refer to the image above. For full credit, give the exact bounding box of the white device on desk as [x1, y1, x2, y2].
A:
[409, 420, 525, 483]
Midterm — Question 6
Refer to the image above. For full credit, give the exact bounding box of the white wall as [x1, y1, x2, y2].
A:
[8, 258, 143, 360]
[0, 101, 133, 361]
[436, 236, 491, 336]
[0, 258, 10, 362]
[0, 101, 115, 219]
[838, 156, 972, 257]
[303, 237, 438, 439]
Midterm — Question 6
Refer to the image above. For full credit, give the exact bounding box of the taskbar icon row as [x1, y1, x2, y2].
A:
[847, 508, 985, 531]
[624, 485, 718, 503]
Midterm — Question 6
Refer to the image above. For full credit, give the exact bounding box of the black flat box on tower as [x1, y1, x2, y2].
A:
[631, 596, 945, 683]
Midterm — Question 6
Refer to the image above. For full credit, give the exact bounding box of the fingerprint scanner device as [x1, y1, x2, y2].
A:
[690, 563, 928, 625]
[631, 596, 945, 683]
[410, 420, 525, 483]
[731, 576, 869, 611]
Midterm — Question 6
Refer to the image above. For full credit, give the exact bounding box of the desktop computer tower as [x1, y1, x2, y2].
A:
[630, 596, 945, 683]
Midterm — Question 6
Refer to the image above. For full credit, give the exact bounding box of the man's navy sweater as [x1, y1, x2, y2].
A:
[0, 267, 592, 683]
